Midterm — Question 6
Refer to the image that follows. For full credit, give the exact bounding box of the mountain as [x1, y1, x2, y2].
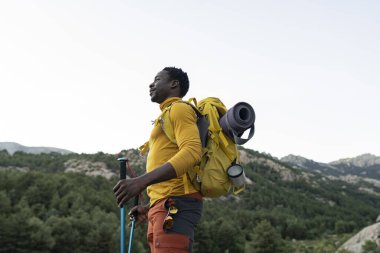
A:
[1, 146, 380, 252]
[281, 153, 380, 180]
[330, 154, 380, 180]
[331, 153, 380, 168]
[280, 154, 344, 176]
[0, 142, 74, 155]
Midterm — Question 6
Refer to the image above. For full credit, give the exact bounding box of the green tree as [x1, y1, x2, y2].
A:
[285, 217, 307, 240]
[248, 220, 286, 253]
[0, 213, 31, 253]
[313, 241, 336, 253]
[0, 191, 11, 214]
[194, 220, 214, 253]
[215, 219, 245, 253]
[46, 216, 80, 253]
[27, 217, 55, 253]
[362, 240, 380, 253]
[335, 220, 356, 234]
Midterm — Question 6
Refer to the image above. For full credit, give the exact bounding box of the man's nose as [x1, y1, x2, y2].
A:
[149, 83, 154, 88]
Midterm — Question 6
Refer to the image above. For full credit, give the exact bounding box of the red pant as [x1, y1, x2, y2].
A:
[147, 195, 202, 253]
[147, 199, 190, 252]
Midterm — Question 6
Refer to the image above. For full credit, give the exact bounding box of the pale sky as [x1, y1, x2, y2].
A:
[1, 0, 379, 163]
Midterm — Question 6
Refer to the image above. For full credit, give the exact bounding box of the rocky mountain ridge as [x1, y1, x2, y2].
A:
[281, 153, 380, 180]
[331, 153, 380, 167]
[0, 142, 73, 155]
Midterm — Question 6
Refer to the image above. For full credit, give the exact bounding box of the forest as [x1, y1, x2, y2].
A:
[1, 149, 379, 253]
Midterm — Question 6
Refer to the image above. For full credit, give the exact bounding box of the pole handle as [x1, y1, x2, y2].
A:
[118, 157, 128, 180]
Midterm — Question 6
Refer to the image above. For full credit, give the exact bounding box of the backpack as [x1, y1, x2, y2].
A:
[141, 97, 245, 198]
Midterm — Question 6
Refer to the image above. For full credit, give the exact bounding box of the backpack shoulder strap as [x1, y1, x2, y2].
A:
[159, 99, 205, 145]
[157, 101, 182, 144]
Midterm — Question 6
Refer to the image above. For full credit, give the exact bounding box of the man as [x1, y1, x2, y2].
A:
[113, 67, 203, 252]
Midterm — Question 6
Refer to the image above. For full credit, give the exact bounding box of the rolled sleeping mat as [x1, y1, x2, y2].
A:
[220, 102, 255, 145]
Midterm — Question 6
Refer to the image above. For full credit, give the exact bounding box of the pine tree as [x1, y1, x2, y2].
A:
[249, 220, 285, 253]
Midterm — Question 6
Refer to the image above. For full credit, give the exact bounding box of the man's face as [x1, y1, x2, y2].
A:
[149, 70, 173, 104]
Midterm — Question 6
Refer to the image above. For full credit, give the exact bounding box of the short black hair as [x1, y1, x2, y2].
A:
[163, 67, 189, 97]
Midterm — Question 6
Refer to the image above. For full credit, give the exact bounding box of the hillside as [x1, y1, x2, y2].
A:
[1, 147, 380, 252]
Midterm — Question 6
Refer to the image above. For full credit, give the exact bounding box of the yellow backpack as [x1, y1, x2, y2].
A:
[142, 97, 245, 198]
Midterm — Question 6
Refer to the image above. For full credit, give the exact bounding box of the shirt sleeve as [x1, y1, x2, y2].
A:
[167, 102, 202, 177]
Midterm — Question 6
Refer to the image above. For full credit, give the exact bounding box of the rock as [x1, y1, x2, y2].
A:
[239, 149, 254, 164]
[338, 222, 380, 253]
[64, 159, 116, 179]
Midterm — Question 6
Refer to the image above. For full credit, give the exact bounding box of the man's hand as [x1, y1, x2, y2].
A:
[113, 162, 177, 207]
[113, 177, 146, 208]
[128, 204, 149, 226]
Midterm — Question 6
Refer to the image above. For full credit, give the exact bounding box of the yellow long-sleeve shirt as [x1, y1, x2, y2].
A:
[146, 97, 202, 206]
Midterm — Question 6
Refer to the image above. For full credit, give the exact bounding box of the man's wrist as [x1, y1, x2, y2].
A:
[138, 174, 150, 190]
[136, 163, 177, 196]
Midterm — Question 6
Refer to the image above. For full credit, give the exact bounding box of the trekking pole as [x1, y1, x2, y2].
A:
[128, 194, 139, 253]
[118, 157, 128, 253]
[118, 157, 139, 253]
[126, 159, 139, 253]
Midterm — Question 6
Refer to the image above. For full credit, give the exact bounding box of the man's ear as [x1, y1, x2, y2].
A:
[170, 80, 180, 89]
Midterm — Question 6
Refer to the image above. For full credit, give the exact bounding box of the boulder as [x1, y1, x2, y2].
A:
[338, 222, 380, 253]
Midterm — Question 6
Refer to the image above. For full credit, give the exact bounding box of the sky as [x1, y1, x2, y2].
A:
[1, 0, 379, 163]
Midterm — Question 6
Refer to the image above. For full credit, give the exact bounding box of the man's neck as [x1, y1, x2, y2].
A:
[159, 97, 181, 111]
